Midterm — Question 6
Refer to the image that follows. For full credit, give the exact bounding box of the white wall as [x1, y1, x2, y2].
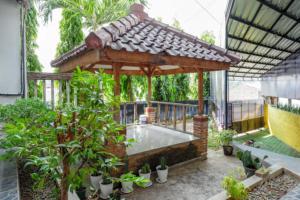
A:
[0, 0, 22, 104]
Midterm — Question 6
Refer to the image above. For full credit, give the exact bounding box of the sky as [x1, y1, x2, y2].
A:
[36, 0, 228, 73]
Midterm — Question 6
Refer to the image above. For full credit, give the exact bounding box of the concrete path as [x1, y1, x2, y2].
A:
[233, 142, 300, 175]
[0, 129, 20, 200]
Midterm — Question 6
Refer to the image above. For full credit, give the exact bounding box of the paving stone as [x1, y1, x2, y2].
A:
[281, 184, 300, 200]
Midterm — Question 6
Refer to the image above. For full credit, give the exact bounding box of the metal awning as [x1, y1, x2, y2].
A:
[225, 0, 300, 80]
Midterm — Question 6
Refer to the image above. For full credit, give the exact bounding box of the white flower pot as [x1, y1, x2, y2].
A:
[90, 174, 102, 190]
[121, 181, 134, 193]
[100, 182, 113, 199]
[156, 165, 168, 183]
[138, 169, 151, 180]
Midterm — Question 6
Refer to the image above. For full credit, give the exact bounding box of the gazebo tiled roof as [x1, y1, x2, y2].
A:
[51, 4, 239, 75]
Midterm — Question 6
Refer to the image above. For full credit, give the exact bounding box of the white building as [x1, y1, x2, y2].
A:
[0, 0, 27, 104]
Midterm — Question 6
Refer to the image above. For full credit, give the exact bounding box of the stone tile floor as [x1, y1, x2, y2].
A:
[123, 150, 242, 200]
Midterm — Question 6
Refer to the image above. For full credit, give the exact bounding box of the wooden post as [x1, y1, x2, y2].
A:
[157, 103, 161, 124]
[34, 80, 38, 97]
[147, 74, 152, 107]
[43, 80, 46, 103]
[66, 80, 70, 105]
[198, 70, 203, 115]
[113, 65, 121, 123]
[173, 105, 176, 129]
[183, 106, 186, 132]
[59, 80, 62, 105]
[133, 102, 137, 123]
[164, 105, 168, 126]
[123, 103, 127, 124]
[51, 80, 54, 108]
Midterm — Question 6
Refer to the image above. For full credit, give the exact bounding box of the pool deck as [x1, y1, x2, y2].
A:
[126, 125, 198, 155]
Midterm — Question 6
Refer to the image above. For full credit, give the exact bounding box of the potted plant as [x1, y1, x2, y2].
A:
[76, 184, 87, 200]
[237, 150, 266, 177]
[217, 129, 236, 156]
[255, 156, 269, 178]
[120, 171, 149, 193]
[100, 173, 114, 200]
[109, 190, 122, 200]
[222, 176, 248, 200]
[139, 163, 152, 187]
[90, 169, 102, 191]
[156, 157, 168, 183]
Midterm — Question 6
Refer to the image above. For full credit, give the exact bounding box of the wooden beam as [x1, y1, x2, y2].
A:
[147, 74, 152, 107]
[27, 72, 73, 80]
[56, 48, 231, 73]
[198, 70, 203, 115]
[113, 65, 121, 123]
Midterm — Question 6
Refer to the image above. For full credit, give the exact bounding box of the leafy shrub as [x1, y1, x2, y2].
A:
[237, 150, 267, 170]
[217, 129, 236, 146]
[0, 69, 126, 200]
[222, 176, 248, 200]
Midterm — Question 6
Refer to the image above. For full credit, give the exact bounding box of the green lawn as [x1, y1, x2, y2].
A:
[234, 129, 300, 158]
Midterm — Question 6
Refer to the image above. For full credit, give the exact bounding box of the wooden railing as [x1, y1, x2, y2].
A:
[27, 72, 73, 107]
[151, 101, 198, 133]
[120, 101, 199, 133]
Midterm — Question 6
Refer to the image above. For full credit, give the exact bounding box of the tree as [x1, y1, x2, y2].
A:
[40, 0, 147, 31]
[190, 31, 216, 98]
[0, 70, 127, 200]
[56, 8, 84, 56]
[26, 0, 43, 72]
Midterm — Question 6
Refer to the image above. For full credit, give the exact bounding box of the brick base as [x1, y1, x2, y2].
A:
[145, 107, 156, 124]
[193, 115, 208, 160]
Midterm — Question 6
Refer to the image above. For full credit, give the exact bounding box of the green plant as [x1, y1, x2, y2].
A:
[0, 69, 129, 200]
[140, 163, 151, 174]
[119, 172, 149, 187]
[237, 150, 267, 170]
[102, 173, 113, 185]
[217, 130, 236, 146]
[222, 176, 248, 200]
[159, 157, 167, 170]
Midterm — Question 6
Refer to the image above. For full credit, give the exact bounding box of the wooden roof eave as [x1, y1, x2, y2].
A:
[55, 48, 231, 74]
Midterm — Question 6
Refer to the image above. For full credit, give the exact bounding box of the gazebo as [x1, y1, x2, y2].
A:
[51, 3, 239, 169]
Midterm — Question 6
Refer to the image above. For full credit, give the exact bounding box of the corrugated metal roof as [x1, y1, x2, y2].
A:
[226, 0, 300, 79]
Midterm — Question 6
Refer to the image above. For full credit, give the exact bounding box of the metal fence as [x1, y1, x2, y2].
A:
[229, 100, 264, 123]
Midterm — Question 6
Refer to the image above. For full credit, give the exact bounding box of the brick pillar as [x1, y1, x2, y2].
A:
[193, 115, 208, 160]
[145, 107, 156, 123]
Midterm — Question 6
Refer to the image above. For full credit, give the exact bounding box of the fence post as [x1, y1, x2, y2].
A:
[124, 103, 127, 124]
[59, 80, 63, 105]
[66, 80, 70, 105]
[183, 106, 186, 132]
[34, 80, 38, 97]
[157, 103, 161, 124]
[43, 80, 46, 103]
[173, 105, 176, 129]
[133, 102, 137, 123]
[164, 105, 168, 126]
[51, 80, 54, 108]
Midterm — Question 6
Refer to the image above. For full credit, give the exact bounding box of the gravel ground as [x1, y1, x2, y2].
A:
[18, 163, 58, 200]
[249, 174, 299, 200]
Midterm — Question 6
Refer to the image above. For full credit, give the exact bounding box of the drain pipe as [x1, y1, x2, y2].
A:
[224, 70, 229, 129]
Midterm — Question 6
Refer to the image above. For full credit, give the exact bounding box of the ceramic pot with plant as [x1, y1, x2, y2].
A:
[222, 176, 248, 200]
[120, 171, 150, 193]
[156, 157, 168, 183]
[100, 174, 114, 199]
[218, 130, 235, 156]
[237, 150, 266, 177]
[90, 170, 102, 191]
[76, 185, 87, 200]
[139, 163, 152, 187]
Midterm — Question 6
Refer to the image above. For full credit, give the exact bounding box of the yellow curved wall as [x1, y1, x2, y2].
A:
[267, 105, 300, 152]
